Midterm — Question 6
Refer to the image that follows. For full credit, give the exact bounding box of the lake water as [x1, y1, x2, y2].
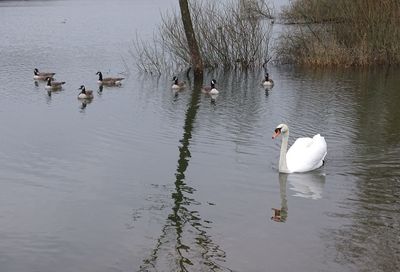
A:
[0, 1, 399, 272]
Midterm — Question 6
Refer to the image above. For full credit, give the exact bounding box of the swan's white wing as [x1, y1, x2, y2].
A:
[286, 134, 327, 173]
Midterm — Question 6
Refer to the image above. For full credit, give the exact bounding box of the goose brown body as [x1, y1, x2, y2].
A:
[202, 79, 219, 94]
[96, 71, 124, 86]
[171, 76, 186, 89]
[262, 73, 274, 87]
[77, 85, 94, 99]
[34, 68, 55, 80]
[45, 77, 65, 90]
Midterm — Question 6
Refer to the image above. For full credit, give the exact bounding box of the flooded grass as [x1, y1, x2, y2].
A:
[277, 0, 400, 66]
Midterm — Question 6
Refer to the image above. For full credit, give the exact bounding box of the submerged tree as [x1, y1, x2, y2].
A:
[179, 0, 203, 77]
[131, 0, 274, 74]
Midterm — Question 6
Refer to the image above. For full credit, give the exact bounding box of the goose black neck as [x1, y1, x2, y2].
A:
[174, 78, 178, 84]
[98, 72, 103, 81]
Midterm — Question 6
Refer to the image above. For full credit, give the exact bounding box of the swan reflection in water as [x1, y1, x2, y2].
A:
[271, 174, 288, 222]
[288, 172, 326, 200]
[271, 172, 326, 222]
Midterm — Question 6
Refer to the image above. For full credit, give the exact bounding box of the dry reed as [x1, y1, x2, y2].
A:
[277, 0, 400, 67]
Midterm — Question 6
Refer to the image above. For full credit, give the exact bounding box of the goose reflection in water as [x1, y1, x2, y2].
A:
[80, 102, 87, 110]
[97, 85, 103, 95]
[271, 172, 326, 222]
[210, 93, 218, 103]
[79, 98, 93, 111]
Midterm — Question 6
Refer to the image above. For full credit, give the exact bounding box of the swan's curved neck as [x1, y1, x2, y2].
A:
[279, 132, 290, 173]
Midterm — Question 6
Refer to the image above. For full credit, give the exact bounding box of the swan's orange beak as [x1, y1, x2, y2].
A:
[272, 129, 281, 139]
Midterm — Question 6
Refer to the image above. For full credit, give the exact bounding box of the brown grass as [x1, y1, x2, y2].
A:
[278, 0, 400, 67]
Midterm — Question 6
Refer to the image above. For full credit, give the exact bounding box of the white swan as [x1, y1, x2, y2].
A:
[272, 124, 327, 173]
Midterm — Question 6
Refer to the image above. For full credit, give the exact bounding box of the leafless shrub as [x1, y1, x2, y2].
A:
[132, 0, 275, 74]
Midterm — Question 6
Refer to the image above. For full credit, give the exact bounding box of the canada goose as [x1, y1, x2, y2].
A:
[171, 76, 186, 89]
[262, 73, 274, 87]
[96, 71, 124, 86]
[45, 77, 65, 90]
[33, 68, 55, 81]
[202, 79, 219, 95]
[77, 85, 94, 99]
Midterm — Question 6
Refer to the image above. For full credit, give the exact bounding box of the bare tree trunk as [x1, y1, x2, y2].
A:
[179, 0, 203, 77]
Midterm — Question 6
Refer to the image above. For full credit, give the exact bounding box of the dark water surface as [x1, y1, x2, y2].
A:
[0, 1, 399, 272]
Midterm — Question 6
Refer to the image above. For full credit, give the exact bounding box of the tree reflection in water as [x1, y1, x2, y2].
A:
[139, 75, 231, 272]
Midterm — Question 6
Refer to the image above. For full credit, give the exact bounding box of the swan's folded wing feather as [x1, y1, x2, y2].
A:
[287, 134, 327, 172]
